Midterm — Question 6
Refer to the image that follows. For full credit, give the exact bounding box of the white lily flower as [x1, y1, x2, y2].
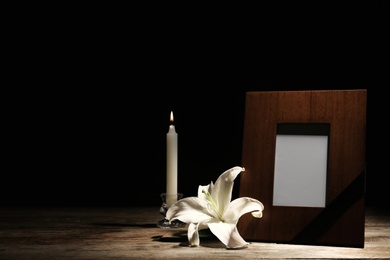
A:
[166, 166, 264, 249]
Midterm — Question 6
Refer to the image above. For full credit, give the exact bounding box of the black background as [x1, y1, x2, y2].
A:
[2, 2, 388, 208]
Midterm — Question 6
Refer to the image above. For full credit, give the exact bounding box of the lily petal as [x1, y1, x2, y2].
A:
[223, 197, 264, 224]
[210, 166, 244, 215]
[166, 197, 212, 224]
[208, 221, 248, 249]
[188, 222, 200, 247]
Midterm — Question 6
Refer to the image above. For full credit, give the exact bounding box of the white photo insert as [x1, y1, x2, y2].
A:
[273, 135, 328, 208]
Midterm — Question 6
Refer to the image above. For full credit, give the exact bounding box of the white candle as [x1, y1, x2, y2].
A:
[166, 111, 178, 208]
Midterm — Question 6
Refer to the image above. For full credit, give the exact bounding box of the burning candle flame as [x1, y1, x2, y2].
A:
[170, 111, 174, 124]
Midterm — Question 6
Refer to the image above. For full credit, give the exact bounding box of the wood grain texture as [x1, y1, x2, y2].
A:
[238, 90, 367, 248]
[0, 207, 389, 259]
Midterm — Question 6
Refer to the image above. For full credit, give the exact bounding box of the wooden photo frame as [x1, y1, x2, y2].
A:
[238, 90, 367, 248]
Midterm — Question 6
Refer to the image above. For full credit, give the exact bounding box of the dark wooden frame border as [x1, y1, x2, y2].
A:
[238, 90, 367, 248]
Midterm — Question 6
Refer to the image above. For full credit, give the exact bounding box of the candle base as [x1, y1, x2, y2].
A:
[157, 218, 187, 229]
[157, 193, 187, 229]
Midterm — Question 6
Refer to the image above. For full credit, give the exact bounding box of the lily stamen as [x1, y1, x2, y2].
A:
[202, 189, 224, 221]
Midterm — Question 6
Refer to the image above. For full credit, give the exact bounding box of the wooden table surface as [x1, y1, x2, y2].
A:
[0, 206, 389, 259]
